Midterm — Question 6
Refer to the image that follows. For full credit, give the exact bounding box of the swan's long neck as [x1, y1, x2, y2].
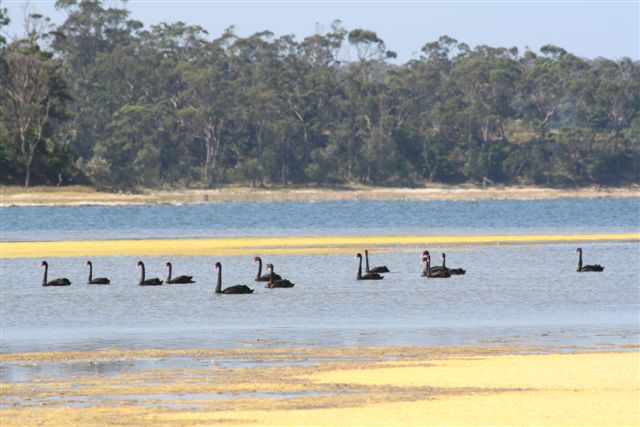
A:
[577, 251, 583, 271]
[268, 266, 273, 285]
[442, 254, 446, 269]
[166, 264, 172, 282]
[215, 267, 222, 293]
[426, 258, 431, 277]
[42, 264, 48, 285]
[255, 259, 262, 280]
[88, 263, 93, 282]
[139, 263, 145, 284]
[365, 251, 371, 272]
[357, 256, 363, 279]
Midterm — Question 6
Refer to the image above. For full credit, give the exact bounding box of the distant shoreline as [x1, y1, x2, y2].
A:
[1, 185, 638, 207]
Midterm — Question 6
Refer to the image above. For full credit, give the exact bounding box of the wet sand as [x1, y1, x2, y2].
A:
[1, 185, 638, 206]
[1, 345, 638, 426]
[2, 233, 639, 258]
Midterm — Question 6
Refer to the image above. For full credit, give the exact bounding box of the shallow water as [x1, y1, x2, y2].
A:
[1, 199, 639, 353]
[2, 198, 639, 241]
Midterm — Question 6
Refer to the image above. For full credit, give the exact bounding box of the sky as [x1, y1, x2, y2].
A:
[3, 1, 639, 62]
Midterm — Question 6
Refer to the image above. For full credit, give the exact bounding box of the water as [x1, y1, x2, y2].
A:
[2, 198, 639, 241]
[1, 198, 639, 353]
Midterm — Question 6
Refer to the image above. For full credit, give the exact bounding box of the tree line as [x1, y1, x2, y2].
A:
[1, 0, 638, 189]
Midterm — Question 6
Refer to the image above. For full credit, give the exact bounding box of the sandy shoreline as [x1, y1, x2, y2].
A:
[1, 345, 638, 426]
[1, 185, 639, 206]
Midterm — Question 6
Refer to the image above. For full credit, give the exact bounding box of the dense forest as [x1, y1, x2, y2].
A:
[1, 1, 638, 189]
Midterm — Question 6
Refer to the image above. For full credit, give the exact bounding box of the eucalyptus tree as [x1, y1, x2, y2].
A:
[52, 0, 143, 160]
[451, 44, 520, 182]
[0, 11, 71, 187]
[0, 0, 9, 47]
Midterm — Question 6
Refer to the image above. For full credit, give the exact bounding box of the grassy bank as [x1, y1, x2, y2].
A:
[1, 184, 639, 206]
[1, 345, 638, 426]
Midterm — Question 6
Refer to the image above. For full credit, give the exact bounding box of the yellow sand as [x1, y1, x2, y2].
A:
[155, 352, 640, 426]
[1, 347, 638, 426]
[1, 233, 638, 258]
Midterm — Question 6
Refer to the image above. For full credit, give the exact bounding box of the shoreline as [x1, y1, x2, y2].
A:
[1, 185, 639, 206]
[1, 344, 638, 426]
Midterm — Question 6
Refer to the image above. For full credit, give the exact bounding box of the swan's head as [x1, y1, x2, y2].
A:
[164, 262, 171, 268]
[576, 248, 582, 253]
[365, 249, 369, 254]
[214, 262, 221, 270]
[252, 257, 261, 264]
[85, 260, 91, 266]
[355, 253, 362, 259]
[265, 263, 273, 270]
[442, 253, 446, 259]
[422, 250, 430, 256]
[40, 261, 47, 267]
[136, 261, 143, 267]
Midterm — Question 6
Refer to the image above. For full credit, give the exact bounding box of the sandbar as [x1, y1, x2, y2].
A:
[1, 233, 639, 258]
[1, 345, 638, 426]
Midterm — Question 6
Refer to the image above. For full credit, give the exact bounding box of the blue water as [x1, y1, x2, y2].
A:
[2, 198, 639, 241]
[0, 198, 639, 353]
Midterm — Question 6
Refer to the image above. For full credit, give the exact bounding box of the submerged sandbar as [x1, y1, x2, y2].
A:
[1, 345, 638, 426]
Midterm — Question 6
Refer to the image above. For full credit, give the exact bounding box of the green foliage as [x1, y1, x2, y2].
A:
[1, 1, 638, 189]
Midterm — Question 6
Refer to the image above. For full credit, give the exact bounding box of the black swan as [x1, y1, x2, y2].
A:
[422, 251, 465, 275]
[440, 253, 466, 275]
[136, 261, 163, 286]
[252, 256, 281, 282]
[40, 261, 71, 287]
[356, 253, 383, 280]
[86, 261, 110, 284]
[576, 248, 604, 272]
[422, 255, 450, 278]
[264, 263, 295, 288]
[364, 249, 390, 273]
[164, 262, 195, 284]
[214, 262, 254, 294]
[422, 251, 443, 276]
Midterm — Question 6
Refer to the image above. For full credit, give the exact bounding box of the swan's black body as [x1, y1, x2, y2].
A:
[356, 253, 383, 280]
[423, 255, 450, 278]
[422, 251, 444, 273]
[576, 248, 604, 272]
[421, 251, 465, 275]
[86, 261, 110, 284]
[265, 263, 295, 288]
[364, 250, 390, 273]
[165, 262, 195, 284]
[136, 261, 163, 286]
[214, 262, 254, 294]
[253, 257, 281, 282]
[41, 261, 71, 287]
[440, 253, 466, 275]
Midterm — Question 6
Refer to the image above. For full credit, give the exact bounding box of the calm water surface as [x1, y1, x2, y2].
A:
[2, 198, 639, 241]
[1, 198, 639, 353]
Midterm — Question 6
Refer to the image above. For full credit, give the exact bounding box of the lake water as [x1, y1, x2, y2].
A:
[1, 198, 639, 353]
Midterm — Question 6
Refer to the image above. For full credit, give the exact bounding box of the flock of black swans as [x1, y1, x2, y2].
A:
[39, 248, 604, 291]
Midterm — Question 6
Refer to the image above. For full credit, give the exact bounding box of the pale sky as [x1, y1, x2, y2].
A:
[3, 1, 639, 62]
